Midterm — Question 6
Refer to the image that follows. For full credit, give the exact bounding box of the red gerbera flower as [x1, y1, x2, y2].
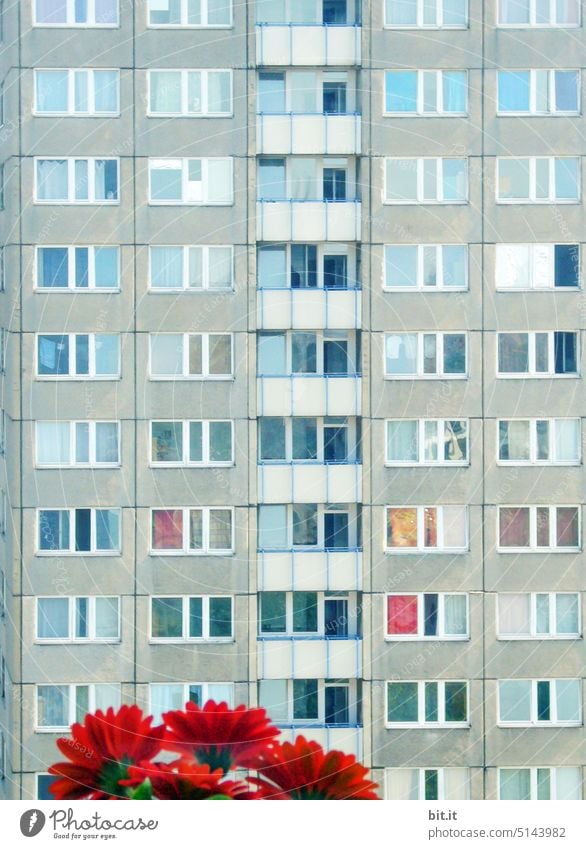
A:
[123, 759, 259, 800]
[250, 736, 379, 800]
[48, 705, 166, 800]
[163, 701, 279, 772]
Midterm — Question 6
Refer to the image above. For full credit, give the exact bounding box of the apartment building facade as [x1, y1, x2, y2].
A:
[0, 0, 585, 801]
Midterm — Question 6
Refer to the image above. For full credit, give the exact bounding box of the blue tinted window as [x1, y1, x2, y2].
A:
[498, 71, 530, 111]
[386, 71, 417, 112]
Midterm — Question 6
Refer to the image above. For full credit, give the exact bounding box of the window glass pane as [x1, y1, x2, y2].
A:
[422, 72, 437, 112]
[535, 593, 550, 633]
[498, 333, 528, 372]
[536, 419, 549, 460]
[387, 420, 418, 462]
[444, 595, 467, 635]
[37, 160, 69, 201]
[556, 768, 582, 800]
[259, 418, 286, 461]
[95, 422, 119, 463]
[556, 507, 579, 547]
[496, 244, 530, 288]
[187, 421, 202, 462]
[442, 159, 466, 201]
[554, 72, 579, 111]
[36, 422, 70, 464]
[444, 682, 467, 721]
[443, 334, 466, 373]
[38, 335, 69, 376]
[554, 419, 579, 461]
[36, 70, 68, 112]
[37, 686, 68, 727]
[258, 73, 285, 113]
[37, 247, 69, 288]
[76, 596, 88, 640]
[500, 769, 531, 800]
[150, 684, 184, 722]
[36, 0, 68, 23]
[423, 507, 437, 547]
[293, 679, 318, 720]
[499, 507, 530, 547]
[189, 597, 203, 637]
[95, 510, 119, 550]
[443, 71, 466, 113]
[209, 509, 232, 550]
[498, 71, 530, 112]
[152, 422, 183, 462]
[291, 332, 316, 373]
[73, 71, 88, 112]
[152, 509, 183, 549]
[39, 510, 70, 551]
[443, 0, 467, 25]
[260, 592, 286, 633]
[208, 247, 232, 289]
[207, 159, 232, 203]
[94, 71, 118, 112]
[499, 680, 531, 722]
[554, 331, 576, 374]
[498, 159, 530, 199]
[387, 507, 418, 548]
[556, 0, 579, 24]
[150, 162, 182, 201]
[188, 334, 203, 374]
[258, 246, 286, 288]
[150, 72, 182, 112]
[498, 594, 531, 635]
[385, 245, 417, 288]
[292, 504, 318, 546]
[499, 420, 530, 461]
[95, 597, 119, 639]
[386, 159, 418, 201]
[73, 421, 89, 462]
[385, 0, 417, 25]
[94, 247, 118, 288]
[209, 597, 232, 637]
[37, 598, 69, 639]
[444, 420, 467, 461]
[94, 159, 117, 201]
[556, 594, 579, 634]
[189, 510, 203, 550]
[94, 335, 119, 375]
[536, 680, 550, 719]
[259, 680, 287, 723]
[151, 247, 184, 288]
[386, 71, 417, 112]
[292, 592, 318, 632]
[258, 505, 287, 549]
[387, 682, 418, 722]
[387, 595, 418, 635]
[554, 244, 579, 288]
[443, 245, 467, 287]
[292, 418, 317, 460]
[442, 506, 467, 548]
[209, 421, 232, 462]
[151, 335, 183, 375]
[386, 334, 417, 374]
[258, 333, 285, 374]
[95, 0, 117, 23]
[424, 681, 438, 721]
[555, 158, 579, 200]
[208, 335, 231, 375]
[556, 679, 580, 722]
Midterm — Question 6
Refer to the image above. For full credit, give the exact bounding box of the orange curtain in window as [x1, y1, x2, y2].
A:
[387, 595, 418, 635]
[152, 510, 183, 549]
[388, 508, 417, 547]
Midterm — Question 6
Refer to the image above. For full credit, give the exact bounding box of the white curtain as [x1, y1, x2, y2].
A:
[151, 247, 184, 288]
[498, 593, 530, 635]
[290, 72, 318, 112]
[37, 160, 68, 200]
[387, 420, 417, 462]
[555, 593, 579, 634]
[290, 158, 317, 200]
[37, 421, 70, 464]
[95, 598, 119, 638]
[444, 768, 470, 800]
[95, 422, 119, 463]
[150, 685, 184, 722]
[442, 506, 467, 549]
[208, 247, 232, 288]
[556, 679, 580, 722]
[444, 595, 467, 635]
[151, 334, 183, 375]
[500, 769, 530, 800]
[207, 71, 230, 113]
[385, 769, 419, 800]
[150, 71, 181, 112]
[207, 159, 233, 203]
[94, 70, 118, 112]
[555, 768, 582, 800]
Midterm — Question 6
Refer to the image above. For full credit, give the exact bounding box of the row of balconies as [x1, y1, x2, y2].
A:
[256, 24, 361, 68]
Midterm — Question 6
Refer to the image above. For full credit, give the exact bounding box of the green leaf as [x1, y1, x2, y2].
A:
[129, 779, 153, 800]
[207, 794, 233, 800]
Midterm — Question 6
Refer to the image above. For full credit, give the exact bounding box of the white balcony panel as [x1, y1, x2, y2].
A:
[256, 201, 361, 242]
[278, 726, 363, 760]
[256, 25, 361, 67]
[257, 114, 361, 155]
[258, 376, 361, 416]
[259, 638, 361, 679]
[257, 289, 362, 330]
[258, 464, 362, 504]
[258, 550, 362, 591]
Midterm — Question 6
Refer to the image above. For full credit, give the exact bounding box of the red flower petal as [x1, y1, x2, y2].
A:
[124, 759, 259, 800]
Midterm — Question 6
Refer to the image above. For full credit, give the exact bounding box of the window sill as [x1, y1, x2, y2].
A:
[36, 376, 121, 381]
[33, 201, 120, 206]
[147, 24, 234, 30]
[496, 199, 579, 205]
[34, 287, 121, 294]
[36, 551, 121, 557]
[497, 547, 581, 554]
[385, 461, 469, 468]
[34, 639, 121, 645]
[496, 111, 581, 117]
[383, 286, 469, 293]
[496, 460, 581, 467]
[148, 201, 235, 207]
[384, 548, 469, 555]
[35, 464, 121, 469]
[383, 112, 468, 118]
[384, 374, 468, 380]
[146, 112, 234, 119]
[496, 373, 579, 379]
[385, 722, 470, 729]
[383, 199, 468, 206]
[32, 112, 121, 118]
[258, 634, 362, 641]
[385, 635, 469, 642]
[149, 462, 234, 469]
[498, 722, 583, 728]
[147, 287, 234, 294]
[32, 23, 120, 29]
[495, 287, 581, 292]
[382, 24, 468, 30]
[149, 375, 234, 381]
[496, 635, 582, 641]
[149, 638, 234, 644]
[149, 550, 234, 556]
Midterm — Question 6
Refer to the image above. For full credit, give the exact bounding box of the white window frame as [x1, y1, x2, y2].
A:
[384, 0, 468, 28]
[148, 157, 233, 205]
[385, 767, 471, 801]
[36, 508, 121, 555]
[33, 0, 119, 26]
[35, 421, 121, 468]
[497, 592, 581, 640]
[496, 331, 579, 377]
[385, 418, 470, 466]
[496, 157, 581, 204]
[147, 69, 233, 117]
[497, 418, 581, 465]
[34, 157, 120, 204]
[33, 69, 120, 116]
[495, 243, 581, 290]
[385, 680, 470, 728]
[258, 416, 357, 465]
[35, 684, 122, 732]
[496, 69, 581, 116]
[35, 596, 121, 643]
[34, 246, 121, 291]
[257, 503, 359, 552]
[384, 70, 468, 116]
[384, 157, 469, 204]
[150, 507, 235, 555]
[147, 0, 233, 28]
[497, 0, 580, 27]
[498, 767, 583, 800]
[497, 505, 581, 552]
[383, 244, 469, 291]
[149, 332, 234, 380]
[385, 592, 469, 641]
[258, 590, 354, 637]
[148, 245, 234, 291]
[36, 333, 121, 379]
[149, 595, 234, 642]
[259, 679, 357, 726]
[148, 682, 235, 719]
[385, 506, 469, 553]
[149, 420, 234, 467]
[384, 332, 468, 379]
[498, 679, 583, 727]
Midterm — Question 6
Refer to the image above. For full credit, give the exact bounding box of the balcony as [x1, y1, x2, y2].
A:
[256, 200, 361, 242]
[278, 725, 363, 759]
[258, 462, 362, 503]
[257, 287, 361, 330]
[257, 113, 361, 155]
[259, 636, 362, 679]
[258, 549, 362, 591]
[257, 375, 361, 416]
[256, 24, 361, 67]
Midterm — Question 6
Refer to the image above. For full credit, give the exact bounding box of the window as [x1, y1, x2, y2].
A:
[257, 157, 352, 202]
[36, 334, 120, 378]
[499, 768, 582, 800]
[151, 421, 233, 466]
[0, 730, 4, 780]
[0, 329, 5, 373]
[34, 158, 119, 203]
[149, 683, 234, 721]
[385, 70, 467, 115]
[386, 768, 470, 800]
[498, 419, 580, 464]
[35, 246, 120, 290]
[385, 333, 467, 377]
[0, 409, 5, 455]
[36, 775, 57, 800]
[497, 0, 580, 26]
[151, 508, 234, 554]
[497, 70, 579, 115]
[149, 245, 233, 290]
[497, 332, 578, 376]
[384, 244, 467, 290]
[149, 333, 233, 379]
[0, 247, 4, 291]
[36, 684, 121, 731]
[386, 681, 469, 726]
[385, 158, 468, 203]
[150, 596, 233, 641]
[257, 331, 357, 376]
[37, 509, 120, 553]
[386, 419, 469, 465]
[0, 654, 5, 699]
[148, 70, 232, 116]
[385, 507, 468, 552]
[384, 0, 467, 27]
[258, 417, 356, 464]
[498, 506, 580, 551]
[148, 158, 233, 205]
[259, 678, 356, 726]
[258, 244, 356, 290]
[34, 0, 119, 25]
[0, 568, 4, 617]
[147, 0, 232, 27]
[36, 596, 120, 641]
[496, 157, 580, 202]
[498, 679, 582, 726]
[258, 71, 351, 115]
[256, 0, 351, 24]
[36, 421, 120, 467]
[497, 593, 581, 639]
[257, 504, 358, 551]
[259, 592, 354, 637]
[386, 593, 468, 639]
[496, 244, 580, 289]
[34, 69, 119, 115]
